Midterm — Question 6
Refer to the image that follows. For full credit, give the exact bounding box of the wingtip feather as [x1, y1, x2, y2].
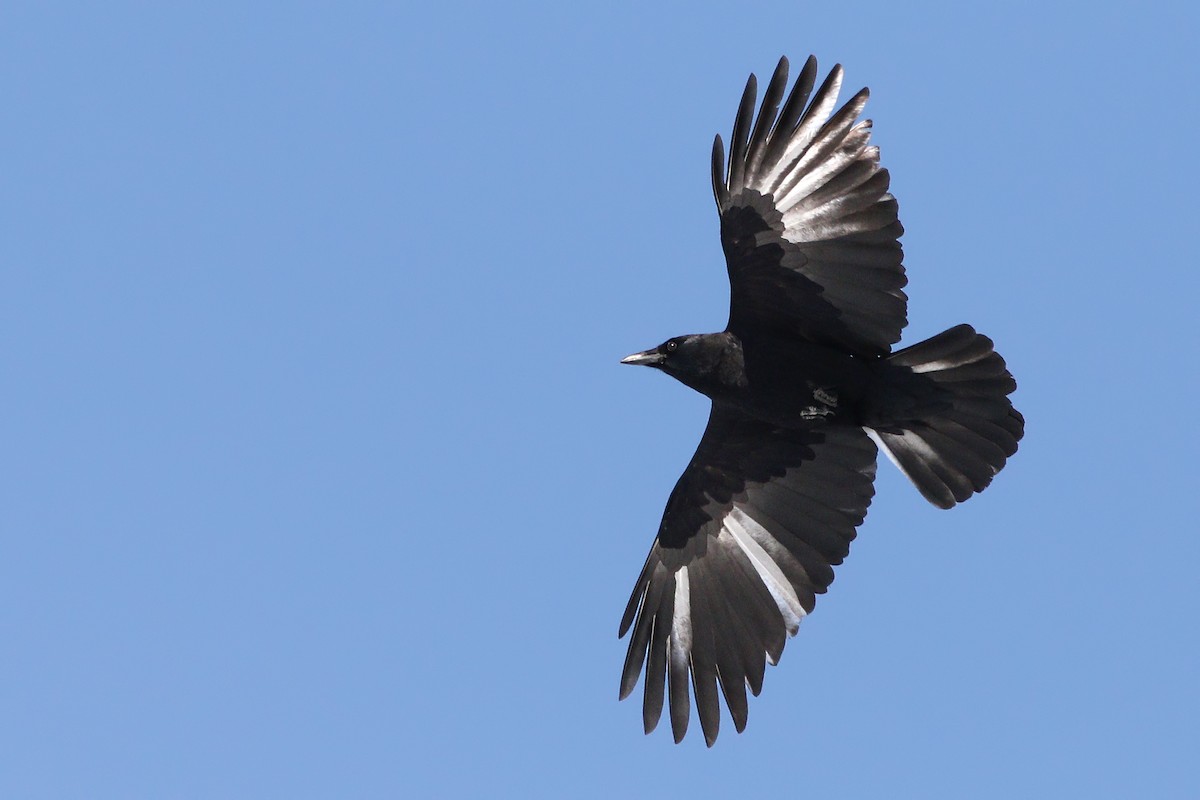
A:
[711, 133, 728, 209]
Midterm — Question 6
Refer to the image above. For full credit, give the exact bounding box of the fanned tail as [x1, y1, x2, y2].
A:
[864, 324, 1023, 508]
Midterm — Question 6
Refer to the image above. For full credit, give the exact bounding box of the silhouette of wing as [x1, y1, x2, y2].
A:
[712, 56, 908, 356]
[618, 406, 877, 745]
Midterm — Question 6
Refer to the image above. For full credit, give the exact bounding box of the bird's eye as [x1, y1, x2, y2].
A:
[666, 340, 678, 352]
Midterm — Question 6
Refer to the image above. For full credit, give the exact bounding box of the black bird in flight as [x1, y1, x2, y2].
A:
[619, 56, 1024, 746]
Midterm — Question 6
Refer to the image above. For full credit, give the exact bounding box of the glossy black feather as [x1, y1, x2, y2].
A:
[619, 56, 1024, 745]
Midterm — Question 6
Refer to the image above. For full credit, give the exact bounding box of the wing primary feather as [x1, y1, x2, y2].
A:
[774, 86, 870, 206]
[667, 566, 693, 743]
[704, 561, 750, 732]
[619, 564, 667, 700]
[687, 559, 722, 746]
[762, 55, 818, 170]
[711, 134, 729, 210]
[744, 56, 790, 187]
[618, 591, 651, 699]
[759, 64, 844, 193]
[726, 74, 757, 193]
[642, 580, 674, 734]
[619, 551, 655, 637]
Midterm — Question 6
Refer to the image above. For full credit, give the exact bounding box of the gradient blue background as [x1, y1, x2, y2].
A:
[3, 2, 1197, 797]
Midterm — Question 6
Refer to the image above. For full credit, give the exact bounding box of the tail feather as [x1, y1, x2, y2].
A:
[865, 324, 1023, 509]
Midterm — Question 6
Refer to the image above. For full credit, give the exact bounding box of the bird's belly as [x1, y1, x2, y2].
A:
[729, 386, 850, 429]
[734, 343, 871, 428]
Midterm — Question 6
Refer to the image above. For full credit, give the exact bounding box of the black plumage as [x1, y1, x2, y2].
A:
[619, 56, 1024, 746]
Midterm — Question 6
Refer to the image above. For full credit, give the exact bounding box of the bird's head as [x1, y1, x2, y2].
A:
[621, 333, 745, 395]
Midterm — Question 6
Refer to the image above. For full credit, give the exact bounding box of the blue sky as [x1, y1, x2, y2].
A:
[3, 2, 1198, 797]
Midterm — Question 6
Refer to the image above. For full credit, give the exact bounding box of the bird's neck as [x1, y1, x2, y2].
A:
[678, 332, 748, 399]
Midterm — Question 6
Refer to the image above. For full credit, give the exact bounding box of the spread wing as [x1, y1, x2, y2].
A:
[618, 407, 878, 745]
[712, 56, 908, 357]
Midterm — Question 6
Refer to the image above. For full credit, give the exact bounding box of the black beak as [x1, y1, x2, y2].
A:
[620, 349, 665, 367]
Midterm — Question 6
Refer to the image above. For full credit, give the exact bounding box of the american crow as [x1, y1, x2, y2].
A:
[619, 56, 1023, 746]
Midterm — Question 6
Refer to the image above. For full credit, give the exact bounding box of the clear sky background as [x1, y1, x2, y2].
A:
[3, 2, 1198, 798]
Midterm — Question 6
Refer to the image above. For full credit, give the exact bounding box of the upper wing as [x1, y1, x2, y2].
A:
[618, 406, 878, 745]
[712, 56, 908, 357]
